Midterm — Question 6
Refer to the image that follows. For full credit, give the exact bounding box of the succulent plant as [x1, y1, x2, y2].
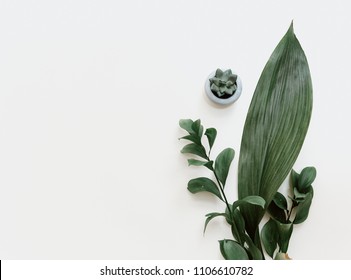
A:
[209, 69, 238, 97]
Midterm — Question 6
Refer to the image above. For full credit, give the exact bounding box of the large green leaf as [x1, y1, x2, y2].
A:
[238, 23, 313, 240]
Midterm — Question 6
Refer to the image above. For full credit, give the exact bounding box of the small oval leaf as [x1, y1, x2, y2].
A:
[187, 177, 222, 200]
[191, 119, 204, 137]
[272, 192, 288, 210]
[179, 134, 201, 145]
[294, 188, 314, 224]
[215, 148, 235, 187]
[205, 128, 217, 151]
[261, 218, 279, 258]
[267, 201, 287, 223]
[298, 166, 316, 192]
[181, 143, 207, 159]
[219, 240, 249, 260]
[179, 119, 194, 134]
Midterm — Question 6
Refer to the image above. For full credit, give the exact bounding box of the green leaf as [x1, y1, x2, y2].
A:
[187, 159, 208, 166]
[179, 134, 201, 145]
[187, 177, 222, 200]
[225, 205, 233, 225]
[214, 148, 235, 187]
[243, 234, 263, 260]
[272, 192, 288, 210]
[267, 201, 287, 223]
[219, 240, 249, 260]
[261, 218, 279, 258]
[275, 220, 293, 253]
[294, 188, 314, 224]
[233, 209, 246, 243]
[238, 22, 313, 240]
[204, 212, 228, 234]
[181, 143, 207, 159]
[205, 128, 217, 151]
[188, 158, 208, 166]
[227, 207, 246, 244]
[187, 159, 214, 171]
[298, 166, 316, 192]
[179, 119, 195, 134]
[293, 185, 312, 201]
[290, 169, 299, 189]
[232, 195, 266, 211]
[191, 119, 203, 138]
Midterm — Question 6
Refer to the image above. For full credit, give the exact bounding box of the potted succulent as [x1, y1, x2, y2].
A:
[205, 68, 242, 105]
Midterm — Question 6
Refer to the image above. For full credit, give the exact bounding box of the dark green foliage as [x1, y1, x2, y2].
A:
[261, 218, 279, 258]
[219, 240, 249, 260]
[262, 167, 316, 258]
[179, 119, 265, 260]
[178, 23, 316, 260]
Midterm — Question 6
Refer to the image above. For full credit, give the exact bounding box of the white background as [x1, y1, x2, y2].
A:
[0, 0, 350, 259]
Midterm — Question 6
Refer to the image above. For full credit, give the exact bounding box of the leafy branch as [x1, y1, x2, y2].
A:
[262, 167, 316, 259]
[179, 119, 266, 260]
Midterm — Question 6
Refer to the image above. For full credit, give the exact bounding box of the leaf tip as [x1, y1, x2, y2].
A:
[287, 20, 295, 37]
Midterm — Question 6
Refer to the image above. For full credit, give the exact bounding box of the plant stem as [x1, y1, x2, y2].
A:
[214, 171, 233, 218]
[205, 155, 233, 218]
[287, 198, 298, 222]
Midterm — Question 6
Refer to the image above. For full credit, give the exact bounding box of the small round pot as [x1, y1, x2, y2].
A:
[205, 70, 242, 105]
